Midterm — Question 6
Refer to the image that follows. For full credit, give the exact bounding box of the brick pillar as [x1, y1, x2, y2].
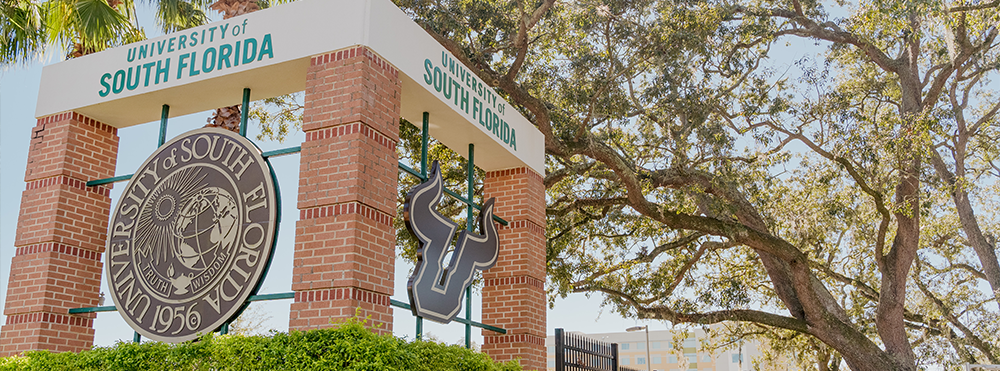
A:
[1, 113, 119, 356]
[482, 167, 546, 370]
[289, 47, 400, 333]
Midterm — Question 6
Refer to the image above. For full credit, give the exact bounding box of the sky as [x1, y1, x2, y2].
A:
[0, 3, 661, 349]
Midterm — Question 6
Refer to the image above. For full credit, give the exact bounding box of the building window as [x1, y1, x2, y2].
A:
[548, 360, 555, 368]
[732, 354, 743, 363]
[638, 357, 646, 365]
[621, 343, 630, 350]
[686, 355, 697, 363]
[668, 356, 677, 363]
[653, 356, 662, 364]
[622, 356, 630, 365]
[652, 341, 661, 349]
[684, 338, 697, 347]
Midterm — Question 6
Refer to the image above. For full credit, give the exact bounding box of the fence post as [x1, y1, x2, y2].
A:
[555, 328, 565, 371]
[612, 343, 620, 371]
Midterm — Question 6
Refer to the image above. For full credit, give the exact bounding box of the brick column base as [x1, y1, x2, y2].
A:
[289, 47, 400, 334]
[482, 168, 546, 370]
[1, 113, 118, 356]
[290, 206, 396, 331]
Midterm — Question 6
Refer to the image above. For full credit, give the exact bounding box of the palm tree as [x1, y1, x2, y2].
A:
[1, 0, 219, 65]
[1, 0, 143, 65]
[155, 0, 209, 33]
[204, 0, 260, 132]
[53, 0, 145, 58]
[3, 0, 282, 135]
[1, 0, 46, 65]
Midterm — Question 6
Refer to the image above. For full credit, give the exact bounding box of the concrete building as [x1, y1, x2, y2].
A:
[546, 326, 773, 371]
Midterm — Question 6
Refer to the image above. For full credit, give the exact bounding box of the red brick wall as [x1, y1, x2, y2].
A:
[482, 167, 546, 370]
[2, 113, 118, 356]
[290, 46, 400, 333]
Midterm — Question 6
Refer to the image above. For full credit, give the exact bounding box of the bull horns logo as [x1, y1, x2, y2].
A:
[404, 161, 499, 323]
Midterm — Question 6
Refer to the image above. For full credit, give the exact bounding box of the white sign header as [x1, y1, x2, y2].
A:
[35, 0, 544, 175]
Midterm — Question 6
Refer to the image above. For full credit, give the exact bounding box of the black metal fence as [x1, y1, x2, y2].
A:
[554, 328, 643, 371]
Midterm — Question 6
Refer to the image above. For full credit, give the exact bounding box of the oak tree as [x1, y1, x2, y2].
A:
[395, 0, 1000, 369]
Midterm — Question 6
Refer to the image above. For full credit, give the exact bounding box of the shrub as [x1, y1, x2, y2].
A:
[0, 320, 522, 371]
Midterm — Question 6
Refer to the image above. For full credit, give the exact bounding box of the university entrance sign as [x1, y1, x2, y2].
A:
[106, 129, 278, 342]
[6, 0, 546, 367]
[34, 0, 543, 175]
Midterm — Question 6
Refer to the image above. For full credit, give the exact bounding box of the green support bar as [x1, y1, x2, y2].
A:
[239, 88, 251, 137]
[86, 174, 133, 187]
[398, 163, 425, 181]
[247, 292, 295, 301]
[92, 160, 508, 222]
[389, 299, 411, 309]
[389, 299, 505, 335]
[261, 146, 301, 158]
[67, 305, 117, 314]
[466, 143, 475, 231]
[416, 111, 429, 341]
[421, 112, 429, 177]
[133, 332, 141, 343]
[449, 315, 506, 335]
[220, 322, 229, 335]
[416, 317, 423, 341]
[158, 105, 169, 147]
[464, 143, 474, 349]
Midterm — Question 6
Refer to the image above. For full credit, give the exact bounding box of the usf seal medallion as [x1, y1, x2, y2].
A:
[106, 128, 278, 342]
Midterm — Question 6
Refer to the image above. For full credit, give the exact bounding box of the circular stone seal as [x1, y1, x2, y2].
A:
[106, 128, 278, 343]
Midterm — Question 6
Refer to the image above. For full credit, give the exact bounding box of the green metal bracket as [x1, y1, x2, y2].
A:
[464, 143, 474, 349]
[86, 174, 133, 187]
[450, 315, 507, 335]
[85, 147, 303, 189]
[68, 305, 117, 314]
[399, 163, 426, 181]
[239, 88, 251, 137]
[158, 105, 169, 147]
[261, 146, 301, 158]
[247, 292, 295, 301]
[421, 112, 429, 177]
[389, 299, 505, 335]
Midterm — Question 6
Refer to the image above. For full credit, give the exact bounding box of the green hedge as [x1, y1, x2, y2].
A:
[0, 320, 522, 371]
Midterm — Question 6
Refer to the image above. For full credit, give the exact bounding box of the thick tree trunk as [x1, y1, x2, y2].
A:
[206, 105, 241, 132]
[872, 69, 922, 370]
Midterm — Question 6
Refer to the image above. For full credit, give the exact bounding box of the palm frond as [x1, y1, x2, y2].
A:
[73, 0, 139, 50]
[1, 0, 48, 65]
[157, 0, 208, 33]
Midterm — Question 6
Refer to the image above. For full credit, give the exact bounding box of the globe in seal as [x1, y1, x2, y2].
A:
[171, 186, 240, 294]
[105, 128, 278, 343]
